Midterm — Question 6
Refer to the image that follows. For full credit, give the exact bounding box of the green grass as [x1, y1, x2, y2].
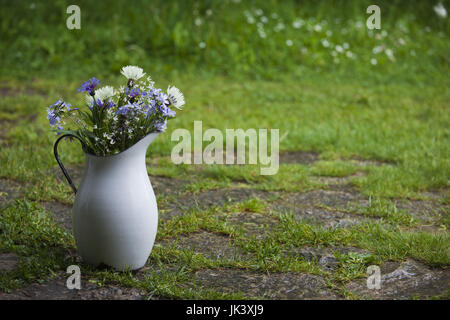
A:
[0, 0, 449, 299]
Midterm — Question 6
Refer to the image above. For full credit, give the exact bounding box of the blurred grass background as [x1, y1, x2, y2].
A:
[0, 0, 449, 198]
[1, 0, 448, 82]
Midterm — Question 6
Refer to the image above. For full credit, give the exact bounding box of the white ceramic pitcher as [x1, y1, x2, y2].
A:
[54, 133, 159, 271]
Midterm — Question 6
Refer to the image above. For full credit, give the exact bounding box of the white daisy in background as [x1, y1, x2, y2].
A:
[321, 39, 330, 47]
[274, 22, 285, 32]
[371, 58, 378, 65]
[434, 3, 447, 18]
[120, 65, 146, 81]
[195, 18, 202, 26]
[167, 86, 185, 109]
[286, 39, 293, 47]
[385, 48, 395, 61]
[292, 19, 304, 29]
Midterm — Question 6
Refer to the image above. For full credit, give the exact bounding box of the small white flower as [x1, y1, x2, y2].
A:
[206, 9, 213, 16]
[286, 40, 293, 47]
[167, 85, 185, 109]
[321, 39, 330, 47]
[274, 22, 285, 32]
[260, 16, 268, 23]
[434, 3, 447, 18]
[385, 48, 395, 61]
[195, 17, 202, 26]
[335, 45, 344, 53]
[292, 19, 304, 29]
[314, 24, 322, 32]
[120, 65, 145, 81]
[372, 45, 384, 54]
[343, 42, 349, 50]
[371, 58, 378, 65]
[346, 51, 355, 59]
[199, 42, 206, 49]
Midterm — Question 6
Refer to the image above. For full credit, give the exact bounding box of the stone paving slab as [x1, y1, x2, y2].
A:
[0, 274, 150, 300]
[0, 252, 19, 273]
[0, 178, 23, 205]
[346, 259, 450, 299]
[158, 231, 250, 261]
[194, 269, 338, 299]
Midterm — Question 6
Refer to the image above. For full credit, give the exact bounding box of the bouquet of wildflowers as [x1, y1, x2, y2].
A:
[46, 65, 185, 156]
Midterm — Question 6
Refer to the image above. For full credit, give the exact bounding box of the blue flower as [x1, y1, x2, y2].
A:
[160, 105, 176, 118]
[125, 87, 140, 99]
[117, 104, 131, 115]
[46, 99, 72, 128]
[157, 92, 169, 106]
[46, 111, 60, 126]
[155, 119, 167, 132]
[97, 99, 116, 109]
[77, 77, 100, 95]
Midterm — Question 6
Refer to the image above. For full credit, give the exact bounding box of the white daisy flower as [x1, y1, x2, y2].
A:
[85, 86, 115, 104]
[95, 86, 115, 101]
[434, 3, 447, 18]
[167, 86, 185, 109]
[120, 65, 146, 81]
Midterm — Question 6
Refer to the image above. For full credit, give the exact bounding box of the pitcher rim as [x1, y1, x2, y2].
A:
[84, 132, 160, 158]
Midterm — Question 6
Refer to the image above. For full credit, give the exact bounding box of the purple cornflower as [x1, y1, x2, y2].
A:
[155, 119, 167, 132]
[96, 99, 116, 109]
[77, 77, 100, 95]
[148, 88, 162, 96]
[46, 108, 60, 126]
[157, 92, 169, 106]
[117, 104, 132, 115]
[125, 87, 140, 99]
[145, 105, 156, 117]
[46, 99, 72, 128]
[160, 105, 176, 118]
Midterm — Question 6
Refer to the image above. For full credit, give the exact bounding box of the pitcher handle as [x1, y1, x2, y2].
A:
[53, 134, 85, 194]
